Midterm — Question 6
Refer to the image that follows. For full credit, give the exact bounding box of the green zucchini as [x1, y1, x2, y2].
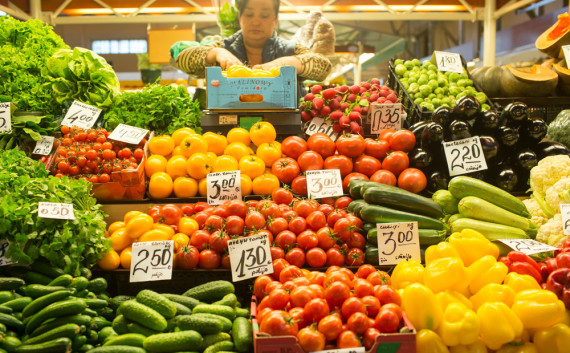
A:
[348, 179, 369, 199]
[447, 213, 464, 225]
[29, 261, 64, 280]
[367, 228, 378, 245]
[364, 245, 379, 266]
[352, 200, 369, 219]
[418, 229, 447, 246]
[432, 189, 459, 215]
[363, 184, 444, 219]
[360, 204, 447, 230]
[451, 218, 530, 241]
[23, 272, 52, 286]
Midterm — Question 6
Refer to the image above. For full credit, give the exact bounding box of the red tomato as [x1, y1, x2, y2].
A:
[382, 303, 403, 321]
[374, 309, 399, 333]
[259, 202, 281, 220]
[271, 258, 290, 281]
[267, 288, 290, 310]
[208, 230, 230, 253]
[180, 204, 195, 216]
[378, 128, 396, 141]
[161, 204, 182, 225]
[346, 232, 366, 250]
[389, 129, 416, 152]
[362, 328, 382, 350]
[362, 295, 381, 318]
[221, 254, 231, 269]
[175, 246, 199, 270]
[347, 312, 370, 334]
[307, 133, 336, 158]
[353, 155, 382, 177]
[270, 246, 285, 260]
[260, 311, 299, 337]
[275, 230, 297, 251]
[364, 138, 390, 160]
[367, 271, 392, 286]
[148, 205, 162, 223]
[308, 271, 325, 286]
[342, 172, 368, 192]
[254, 275, 273, 299]
[245, 211, 266, 230]
[398, 168, 427, 193]
[226, 200, 247, 218]
[293, 200, 318, 218]
[346, 248, 365, 266]
[324, 155, 353, 177]
[265, 281, 283, 295]
[316, 227, 336, 250]
[334, 196, 352, 211]
[297, 327, 326, 353]
[204, 215, 224, 230]
[288, 216, 307, 235]
[317, 314, 343, 341]
[297, 151, 324, 172]
[267, 217, 289, 235]
[341, 296, 366, 319]
[305, 211, 327, 231]
[333, 218, 355, 242]
[285, 247, 306, 268]
[324, 281, 351, 308]
[382, 151, 409, 176]
[257, 307, 274, 324]
[272, 158, 301, 184]
[353, 278, 374, 298]
[281, 136, 308, 159]
[370, 169, 397, 186]
[198, 249, 220, 269]
[190, 230, 211, 251]
[327, 210, 345, 228]
[306, 248, 327, 267]
[290, 286, 317, 308]
[326, 247, 345, 266]
[272, 188, 293, 205]
[336, 134, 365, 158]
[194, 202, 210, 213]
[374, 285, 401, 306]
[303, 298, 330, 323]
[288, 306, 308, 330]
[225, 215, 245, 236]
[317, 203, 334, 216]
[297, 230, 318, 250]
[337, 330, 361, 349]
[356, 264, 377, 279]
[291, 176, 308, 196]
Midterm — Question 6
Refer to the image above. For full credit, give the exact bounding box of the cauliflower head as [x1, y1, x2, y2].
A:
[530, 155, 570, 197]
[522, 198, 549, 228]
[545, 177, 570, 214]
[536, 213, 566, 247]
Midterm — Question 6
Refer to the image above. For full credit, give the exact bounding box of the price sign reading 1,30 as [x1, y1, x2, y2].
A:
[207, 170, 242, 206]
[306, 117, 338, 141]
[107, 124, 149, 145]
[228, 234, 273, 282]
[0, 102, 12, 134]
[434, 51, 463, 74]
[0, 240, 12, 267]
[130, 241, 174, 283]
[377, 221, 420, 265]
[370, 103, 403, 133]
[37, 202, 75, 220]
[60, 101, 102, 129]
[561, 203, 570, 236]
[497, 238, 558, 256]
[305, 169, 343, 199]
[443, 137, 488, 177]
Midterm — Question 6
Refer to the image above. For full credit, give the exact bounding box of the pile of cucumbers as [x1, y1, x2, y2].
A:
[347, 179, 449, 265]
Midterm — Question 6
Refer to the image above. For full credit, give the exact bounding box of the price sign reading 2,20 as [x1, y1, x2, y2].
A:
[130, 241, 174, 283]
[443, 137, 488, 177]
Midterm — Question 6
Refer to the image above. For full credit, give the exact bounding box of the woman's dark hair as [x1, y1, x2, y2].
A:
[237, 0, 279, 16]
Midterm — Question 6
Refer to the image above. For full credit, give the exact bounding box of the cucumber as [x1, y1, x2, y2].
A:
[348, 178, 370, 199]
[85, 329, 98, 344]
[23, 323, 80, 345]
[203, 340, 234, 353]
[96, 293, 110, 302]
[0, 292, 14, 304]
[362, 223, 375, 233]
[176, 314, 223, 335]
[0, 336, 21, 352]
[79, 344, 94, 352]
[110, 296, 133, 311]
[98, 307, 114, 321]
[112, 315, 129, 335]
[29, 261, 64, 280]
[23, 272, 52, 286]
[365, 245, 379, 266]
[135, 290, 176, 319]
[15, 337, 70, 353]
[367, 228, 377, 245]
[119, 300, 167, 332]
[103, 333, 145, 347]
[86, 278, 107, 295]
[126, 322, 160, 337]
[2, 297, 32, 312]
[0, 312, 23, 331]
[79, 268, 92, 280]
[451, 218, 530, 241]
[69, 277, 89, 292]
[172, 302, 192, 316]
[360, 204, 447, 230]
[72, 335, 87, 351]
[0, 322, 6, 333]
[161, 294, 201, 310]
[98, 326, 117, 344]
[432, 190, 459, 215]
[232, 317, 252, 353]
[30, 315, 92, 338]
[25, 299, 87, 334]
[24, 285, 67, 299]
[201, 333, 232, 351]
[85, 345, 146, 353]
[189, 313, 232, 333]
[90, 316, 111, 330]
[82, 308, 98, 317]
[183, 281, 234, 303]
[83, 299, 108, 310]
[0, 278, 25, 291]
[234, 307, 250, 318]
[212, 293, 237, 308]
[143, 330, 203, 352]
[22, 290, 75, 318]
[448, 176, 531, 218]
[47, 275, 73, 287]
[363, 184, 444, 219]
[192, 304, 235, 321]
[0, 305, 12, 314]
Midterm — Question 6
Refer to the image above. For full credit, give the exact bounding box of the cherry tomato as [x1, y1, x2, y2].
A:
[347, 312, 370, 335]
[342, 172, 368, 192]
[279, 264, 303, 283]
[289, 307, 308, 330]
[327, 209, 345, 228]
[297, 230, 318, 250]
[353, 278, 374, 298]
[370, 169, 397, 186]
[180, 204, 195, 216]
[208, 230, 230, 253]
[190, 230, 211, 251]
[272, 258, 290, 281]
[204, 215, 224, 230]
[293, 200, 317, 218]
[270, 246, 285, 260]
[267, 217, 288, 235]
[397, 167, 427, 193]
[324, 281, 351, 308]
[367, 271, 392, 286]
[362, 295, 381, 318]
[267, 288, 290, 310]
[382, 303, 403, 321]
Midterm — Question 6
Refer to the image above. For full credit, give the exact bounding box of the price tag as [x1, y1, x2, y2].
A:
[306, 169, 343, 199]
[32, 136, 55, 155]
[443, 137, 488, 176]
[107, 124, 149, 145]
[561, 203, 570, 236]
[0, 240, 12, 267]
[207, 170, 242, 206]
[306, 117, 338, 141]
[0, 102, 11, 134]
[377, 222, 421, 265]
[563, 45, 570, 69]
[370, 103, 403, 133]
[130, 241, 174, 282]
[314, 347, 365, 353]
[497, 239, 558, 256]
[37, 202, 75, 220]
[219, 115, 238, 125]
[434, 51, 463, 74]
[228, 234, 273, 282]
[60, 101, 101, 129]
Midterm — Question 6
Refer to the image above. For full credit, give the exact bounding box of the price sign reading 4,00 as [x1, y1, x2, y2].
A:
[561, 203, 570, 236]
[228, 234, 273, 282]
[443, 137, 488, 177]
[60, 101, 101, 129]
[306, 117, 338, 141]
[377, 221, 420, 265]
[130, 241, 174, 283]
[370, 103, 403, 133]
[306, 169, 343, 199]
[0, 102, 11, 134]
[497, 239, 558, 256]
[107, 124, 149, 145]
[37, 202, 75, 220]
[0, 240, 12, 267]
[434, 51, 463, 74]
[207, 170, 242, 206]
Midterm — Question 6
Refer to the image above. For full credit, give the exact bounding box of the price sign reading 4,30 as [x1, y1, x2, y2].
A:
[207, 170, 242, 206]
[107, 124, 149, 145]
[0, 240, 12, 267]
[306, 117, 338, 141]
[130, 241, 174, 283]
[443, 137, 488, 177]
[37, 202, 75, 220]
[314, 347, 365, 353]
[563, 45, 570, 69]
[0, 102, 11, 134]
[228, 234, 273, 282]
[561, 203, 570, 236]
[370, 103, 403, 133]
[60, 101, 101, 129]
[497, 239, 558, 256]
[434, 51, 463, 74]
[33, 136, 55, 155]
[377, 221, 421, 265]
[306, 169, 343, 199]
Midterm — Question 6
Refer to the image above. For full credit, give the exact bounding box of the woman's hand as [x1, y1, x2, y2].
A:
[253, 56, 302, 73]
[207, 48, 243, 69]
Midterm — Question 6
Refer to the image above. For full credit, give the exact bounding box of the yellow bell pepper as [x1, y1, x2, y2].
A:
[533, 323, 570, 353]
[495, 342, 538, 353]
[477, 302, 524, 350]
[467, 255, 509, 295]
[511, 289, 565, 330]
[416, 329, 450, 353]
[436, 289, 473, 311]
[470, 283, 516, 311]
[391, 259, 424, 290]
[402, 283, 443, 331]
[448, 229, 499, 265]
[424, 257, 470, 294]
[436, 303, 480, 346]
[504, 272, 541, 293]
[425, 241, 461, 265]
[449, 340, 488, 353]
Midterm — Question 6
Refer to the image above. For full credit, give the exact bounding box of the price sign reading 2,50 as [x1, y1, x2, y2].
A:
[130, 241, 174, 282]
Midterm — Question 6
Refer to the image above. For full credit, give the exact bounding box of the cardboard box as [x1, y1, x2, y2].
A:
[206, 66, 297, 110]
[201, 110, 302, 139]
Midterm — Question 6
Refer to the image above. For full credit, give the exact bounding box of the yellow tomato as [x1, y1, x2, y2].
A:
[173, 177, 198, 198]
[227, 127, 251, 146]
[166, 155, 188, 179]
[145, 155, 167, 178]
[119, 247, 132, 269]
[171, 146, 183, 156]
[241, 174, 253, 196]
[224, 142, 251, 162]
[251, 69, 273, 78]
[212, 155, 239, 172]
[172, 233, 190, 252]
[171, 127, 196, 146]
[148, 172, 173, 199]
[124, 210, 144, 224]
[206, 152, 218, 164]
[239, 155, 266, 179]
[198, 178, 208, 197]
[250, 122, 277, 146]
[152, 223, 175, 237]
[138, 228, 172, 242]
[226, 65, 253, 78]
[203, 132, 228, 156]
[186, 153, 213, 180]
[148, 135, 175, 156]
[179, 134, 208, 158]
[125, 213, 154, 239]
[178, 217, 199, 236]
[252, 173, 280, 195]
[97, 250, 120, 270]
[269, 66, 281, 77]
[256, 142, 282, 167]
[107, 221, 125, 235]
[110, 228, 132, 252]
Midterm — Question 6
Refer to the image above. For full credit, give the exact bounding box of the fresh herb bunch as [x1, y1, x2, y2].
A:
[0, 111, 58, 152]
[104, 84, 202, 135]
[0, 149, 48, 192]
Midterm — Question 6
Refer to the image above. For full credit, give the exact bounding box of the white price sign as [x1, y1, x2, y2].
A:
[497, 239, 558, 256]
[130, 241, 174, 282]
[561, 203, 570, 236]
[228, 234, 273, 282]
[434, 51, 463, 74]
[0, 240, 12, 267]
[563, 45, 570, 69]
[207, 170, 242, 206]
[314, 347, 365, 353]
[60, 101, 101, 129]
[37, 202, 75, 220]
[443, 137, 488, 176]
[219, 115, 238, 125]
[32, 136, 55, 155]
[370, 103, 404, 133]
[377, 222, 421, 265]
[0, 102, 11, 134]
[107, 124, 149, 145]
[306, 117, 338, 141]
[306, 169, 343, 199]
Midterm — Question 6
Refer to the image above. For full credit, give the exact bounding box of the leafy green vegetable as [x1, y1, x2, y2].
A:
[547, 109, 570, 149]
[0, 113, 58, 152]
[104, 84, 202, 135]
[217, 2, 240, 37]
[0, 149, 48, 193]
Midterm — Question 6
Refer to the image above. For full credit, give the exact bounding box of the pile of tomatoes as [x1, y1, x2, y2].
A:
[255, 264, 406, 352]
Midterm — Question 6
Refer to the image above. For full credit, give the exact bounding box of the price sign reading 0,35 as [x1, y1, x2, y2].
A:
[107, 124, 149, 145]
[306, 117, 338, 141]
[130, 241, 174, 283]
[377, 221, 420, 265]
[443, 136, 488, 177]
[37, 202, 75, 220]
[207, 170, 242, 206]
[0, 102, 11, 134]
[60, 101, 102, 129]
[370, 103, 403, 133]
[228, 234, 273, 282]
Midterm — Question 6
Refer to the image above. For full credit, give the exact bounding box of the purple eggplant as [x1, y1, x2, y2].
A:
[409, 147, 433, 170]
[449, 120, 472, 141]
[534, 141, 570, 160]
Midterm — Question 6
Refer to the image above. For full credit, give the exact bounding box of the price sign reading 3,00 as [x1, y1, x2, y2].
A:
[377, 221, 420, 265]
[107, 124, 149, 145]
[228, 234, 273, 282]
[60, 101, 101, 129]
[0, 102, 12, 134]
[443, 137, 488, 176]
[37, 202, 75, 220]
[370, 103, 403, 133]
[434, 51, 463, 74]
[0, 240, 12, 267]
[306, 117, 338, 141]
[207, 170, 242, 206]
[306, 169, 343, 199]
[130, 241, 174, 283]
[561, 203, 570, 236]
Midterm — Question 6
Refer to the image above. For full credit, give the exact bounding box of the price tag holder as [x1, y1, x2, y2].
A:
[434, 51, 463, 74]
[0, 240, 12, 267]
[228, 234, 273, 282]
[0, 102, 11, 134]
[108, 124, 149, 145]
[370, 103, 403, 133]
[314, 347, 365, 353]
[130, 241, 174, 282]
[37, 202, 75, 220]
[377, 222, 421, 265]
[560, 203, 570, 236]
[33, 136, 55, 155]
[443, 137, 488, 176]
[497, 239, 558, 256]
[306, 169, 343, 199]
[207, 170, 242, 206]
[306, 117, 338, 141]
[60, 101, 101, 129]
[219, 115, 238, 125]
[563, 45, 570, 69]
